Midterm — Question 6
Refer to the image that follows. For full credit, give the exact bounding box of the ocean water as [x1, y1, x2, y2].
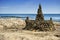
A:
[0, 14, 60, 22]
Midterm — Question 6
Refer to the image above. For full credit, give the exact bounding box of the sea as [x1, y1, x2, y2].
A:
[0, 14, 60, 22]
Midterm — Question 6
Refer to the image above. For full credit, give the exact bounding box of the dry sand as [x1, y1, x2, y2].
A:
[0, 18, 60, 40]
[0, 30, 60, 40]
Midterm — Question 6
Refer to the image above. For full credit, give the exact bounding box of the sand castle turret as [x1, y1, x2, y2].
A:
[36, 4, 44, 23]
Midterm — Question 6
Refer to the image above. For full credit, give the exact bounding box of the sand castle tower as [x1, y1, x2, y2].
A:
[35, 4, 44, 24]
[35, 4, 44, 23]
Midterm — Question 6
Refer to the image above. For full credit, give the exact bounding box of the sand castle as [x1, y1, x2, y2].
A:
[0, 4, 55, 32]
[24, 4, 55, 31]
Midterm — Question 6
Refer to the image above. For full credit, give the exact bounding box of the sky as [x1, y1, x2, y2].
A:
[0, 0, 60, 14]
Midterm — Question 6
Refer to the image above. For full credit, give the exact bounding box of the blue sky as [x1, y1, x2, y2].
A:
[0, 0, 60, 14]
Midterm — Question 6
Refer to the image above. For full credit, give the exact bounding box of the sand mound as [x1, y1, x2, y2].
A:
[0, 18, 26, 30]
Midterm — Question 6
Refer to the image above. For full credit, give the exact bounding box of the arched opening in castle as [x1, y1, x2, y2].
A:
[24, 4, 55, 31]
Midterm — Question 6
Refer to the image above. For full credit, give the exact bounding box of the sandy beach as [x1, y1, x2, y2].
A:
[0, 18, 60, 40]
[0, 30, 60, 40]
